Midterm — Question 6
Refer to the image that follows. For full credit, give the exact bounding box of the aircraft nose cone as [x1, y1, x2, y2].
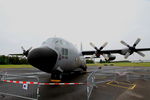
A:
[27, 47, 58, 73]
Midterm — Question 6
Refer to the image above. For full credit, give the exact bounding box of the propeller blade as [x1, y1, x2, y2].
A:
[90, 42, 99, 51]
[133, 38, 141, 47]
[120, 41, 130, 48]
[102, 54, 109, 60]
[99, 42, 108, 50]
[124, 52, 131, 59]
[21, 46, 32, 56]
[28, 47, 32, 51]
[136, 51, 145, 57]
[21, 46, 25, 51]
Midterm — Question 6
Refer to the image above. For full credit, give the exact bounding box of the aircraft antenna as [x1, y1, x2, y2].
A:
[80, 42, 83, 51]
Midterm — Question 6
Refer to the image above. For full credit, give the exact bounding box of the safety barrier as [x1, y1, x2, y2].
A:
[0, 73, 86, 100]
[0, 73, 40, 100]
[1, 80, 85, 85]
[126, 73, 150, 82]
[0, 71, 104, 100]
[86, 67, 150, 100]
[86, 69, 115, 100]
[87, 69, 97, 100]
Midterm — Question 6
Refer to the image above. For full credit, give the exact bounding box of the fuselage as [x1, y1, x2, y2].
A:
[27, 38, 86, 74]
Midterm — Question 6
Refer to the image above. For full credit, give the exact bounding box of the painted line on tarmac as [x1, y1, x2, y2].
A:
[106, 81, 136, 90]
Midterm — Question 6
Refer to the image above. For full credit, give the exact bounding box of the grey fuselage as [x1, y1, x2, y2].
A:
[27, 38, 86, 74]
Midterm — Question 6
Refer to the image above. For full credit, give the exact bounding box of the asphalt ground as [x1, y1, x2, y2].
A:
[0, 66, 150, 100]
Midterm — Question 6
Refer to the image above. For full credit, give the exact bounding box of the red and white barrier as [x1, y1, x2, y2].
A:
[2, 80, 85, 85]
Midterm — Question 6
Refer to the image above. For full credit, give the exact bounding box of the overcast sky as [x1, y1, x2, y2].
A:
[0, 0, 150, 60]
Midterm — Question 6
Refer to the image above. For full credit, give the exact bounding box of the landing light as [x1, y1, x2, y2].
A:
[51, 80, 61, 83]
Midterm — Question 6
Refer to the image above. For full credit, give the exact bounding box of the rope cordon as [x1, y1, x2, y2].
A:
[2, 80, 86, 85]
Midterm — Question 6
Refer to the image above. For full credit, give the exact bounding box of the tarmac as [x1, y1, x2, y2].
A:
[0, 65, 150, 100]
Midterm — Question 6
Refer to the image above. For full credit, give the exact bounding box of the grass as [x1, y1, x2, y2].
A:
[0, 65, 33, 68]
[87, 62, 150, 67]
[0, 62, 150, 68]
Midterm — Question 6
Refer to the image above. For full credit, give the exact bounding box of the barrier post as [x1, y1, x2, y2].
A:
[87, 69, 98, 100]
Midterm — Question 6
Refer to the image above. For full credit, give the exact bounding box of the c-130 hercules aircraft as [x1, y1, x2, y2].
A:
[11, 38, 150, 81]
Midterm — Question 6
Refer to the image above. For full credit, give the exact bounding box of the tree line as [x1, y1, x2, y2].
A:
[0, 55, 28, 64]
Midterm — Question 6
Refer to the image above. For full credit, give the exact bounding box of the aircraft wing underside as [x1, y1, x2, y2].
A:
[82, 48, 150, 56]
[9, 54, 24, 56]
[135, 48, 150, 51]
[82, 49, 122, 55]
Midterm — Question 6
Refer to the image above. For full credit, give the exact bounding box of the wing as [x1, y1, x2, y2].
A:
[82, 49, 122, 55]
[82, 48, 150, 56]
[9, 54, 24, 56]
[135, 48, 150, 51]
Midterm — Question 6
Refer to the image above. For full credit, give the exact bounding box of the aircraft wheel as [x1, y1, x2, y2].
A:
[82, 66, 87, 71]
[51, 72, 62, 80]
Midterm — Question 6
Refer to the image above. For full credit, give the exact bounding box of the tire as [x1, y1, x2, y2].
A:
[51, 72, 62, 80]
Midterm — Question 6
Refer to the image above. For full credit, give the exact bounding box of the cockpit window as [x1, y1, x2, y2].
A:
[60, 40, 63, 45]
[55, 40, 59, 44]
[61, 48, 68, 59]
[62, 48, 68, 55]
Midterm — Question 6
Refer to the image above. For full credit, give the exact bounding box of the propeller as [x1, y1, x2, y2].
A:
[21, 46, 32, 57]
[120, 38, 145, 59]
[90, 42, 109, 60]
[89, 42, 99, 51]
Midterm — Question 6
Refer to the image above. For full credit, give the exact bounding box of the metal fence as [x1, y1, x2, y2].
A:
[86, 67, 150, 100]
[87, 69, 96, 100]
[0, 73, 40, 100]
[86, 69, 115, 100]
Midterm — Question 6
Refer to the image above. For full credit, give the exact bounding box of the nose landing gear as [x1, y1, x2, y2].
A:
[51, 72, 62, 82]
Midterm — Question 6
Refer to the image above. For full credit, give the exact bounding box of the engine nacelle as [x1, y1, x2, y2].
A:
[107, 55, 116, 61]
